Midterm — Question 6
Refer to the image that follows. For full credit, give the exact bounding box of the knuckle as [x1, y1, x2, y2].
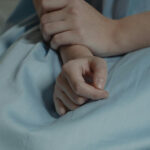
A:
[57, 34, 63, 41]
[73, 83, 82, 95]
[52, 35, 59, 45]
[62, 61, 74, 75]
[76, 97, 85, 104]
[68, 5, 79, 16]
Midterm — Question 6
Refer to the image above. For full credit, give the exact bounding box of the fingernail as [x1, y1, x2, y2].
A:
[97, 78, 105, 89]
[60, 107, 66, 115]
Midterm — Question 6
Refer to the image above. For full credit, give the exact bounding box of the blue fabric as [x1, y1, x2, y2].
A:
[7, 0, 36, 24]
[0, 0, 150, 149]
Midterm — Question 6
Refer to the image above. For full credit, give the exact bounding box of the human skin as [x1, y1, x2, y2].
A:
[33, 0, 109, 115]
[54, 46, 108, 115]
[38, 0, 150, 57]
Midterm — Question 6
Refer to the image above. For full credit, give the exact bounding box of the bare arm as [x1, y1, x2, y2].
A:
[59, 12, 150, 57]
[113, 12, 150, 55]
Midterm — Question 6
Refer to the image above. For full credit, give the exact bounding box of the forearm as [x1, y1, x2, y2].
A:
[113, 11, 150, 55]
[60, 45, 93, 64]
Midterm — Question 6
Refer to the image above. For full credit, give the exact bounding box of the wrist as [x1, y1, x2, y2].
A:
[93, 18, 122, 57]
[108, 19, 136, 56]
[60, 45, 93, 64]
[107, 19, 123, 56]
[102, 19, 123, 57]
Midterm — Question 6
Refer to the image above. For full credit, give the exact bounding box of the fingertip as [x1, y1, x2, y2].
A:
[59, 107, 66, 116]
[96, 78, 105, 90]
[55, 98, 67, 116]
[92, 89, 109, 100]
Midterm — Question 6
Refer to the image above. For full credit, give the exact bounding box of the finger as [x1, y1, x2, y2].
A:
[42, 21, 70, 41]
[91, 58, 108, 90]
[56, 86, 79, 111]
[54, 98, 67, 116]
[63, 63, 108, 100]
[41, 0, 68, 13]
[53, 88, 67, 115]
[40, 10, 65, 24]
[50, 31, 82, 50]
[56, 73, 86, 105]
[71, 80, 108, 100]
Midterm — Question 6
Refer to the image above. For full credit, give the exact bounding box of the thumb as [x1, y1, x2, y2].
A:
[91, 58, 107, 90]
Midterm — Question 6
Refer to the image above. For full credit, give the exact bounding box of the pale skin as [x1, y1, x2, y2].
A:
[33, 0, 109, 115]
[53, 46, 109, 115]
[54, 46, 108, 115]
[33, 0, 150, 115]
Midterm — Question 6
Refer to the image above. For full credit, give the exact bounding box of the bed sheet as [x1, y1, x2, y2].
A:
[0, 0, 150, 150]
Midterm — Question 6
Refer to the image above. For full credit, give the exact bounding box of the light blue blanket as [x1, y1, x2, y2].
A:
[0, 0, 150, 149]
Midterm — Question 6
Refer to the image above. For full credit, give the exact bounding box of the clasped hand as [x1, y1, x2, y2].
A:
[34, 0, 110, 115]
[39, 0, 117, 56]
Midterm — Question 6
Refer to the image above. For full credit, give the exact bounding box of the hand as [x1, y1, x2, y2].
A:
[40, 0, 118, 56]
[53, 56, 109, 115]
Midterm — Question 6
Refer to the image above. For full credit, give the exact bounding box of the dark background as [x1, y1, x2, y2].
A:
[0, 0, 19, 30]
